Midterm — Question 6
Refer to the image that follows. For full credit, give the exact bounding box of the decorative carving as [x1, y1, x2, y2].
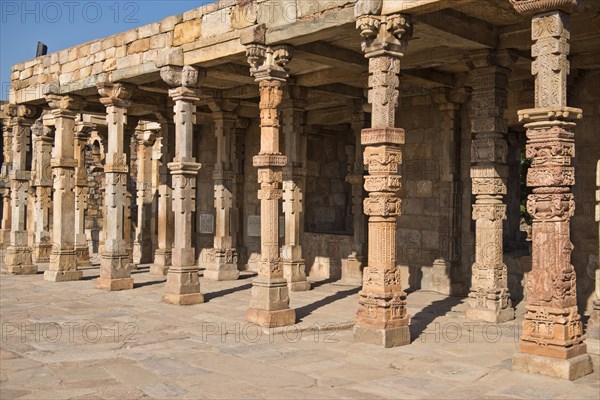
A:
[509, 0, 577, 16]
[97, 82, 134, 108]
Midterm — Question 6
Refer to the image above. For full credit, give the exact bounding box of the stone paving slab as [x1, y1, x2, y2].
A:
[1, 264, 599, 399]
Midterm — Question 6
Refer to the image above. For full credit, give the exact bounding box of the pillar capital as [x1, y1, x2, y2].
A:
[3, 103, 38, 126]
[74, 120, 94, 141]
[45, 94, 85, 115]
[97, 82, 134, 108]
[355, 0, 412, 58]
[161, 65, 204, 90]
[509, 0, 577, 16]
[246, 44, 293, 82]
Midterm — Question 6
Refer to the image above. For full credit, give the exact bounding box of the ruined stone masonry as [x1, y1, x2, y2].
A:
[1, 0, 598, 383]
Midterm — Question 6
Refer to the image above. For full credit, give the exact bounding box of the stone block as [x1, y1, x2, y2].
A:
[43, 270, 83, 282]
[128, 38, 150, 54]
[102, 37, 115, 50]
[90, 41, 102, 54]
[173, 19, 202, 46]
[202, 8, 231, 38]
[353, 324, 410, 348]
[512, 353, 593, 381]
[116, 54, 141, 70]
[160, 15, 182, 32]
[122, 29, 138, 45]
[138, 22, 160, 39]
[231, 2, 257, 29]
[247, 308, 296, 328]
[96, 277, 134, 291]
[150, 33, 168, 49]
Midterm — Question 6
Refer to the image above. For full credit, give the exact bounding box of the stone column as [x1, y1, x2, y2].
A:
[160, 64, 204, 305]
[74, 120, 94, 267]
[0, 123, 13, 250]
[43, 95, 83, 281]
[244, 42, 296, 327]
[509, 0, 592, 380]
[150, 120, 174, 275]
[342, 100, 367, 286]
[96, 82, 135, 290]
[281, 86, 310, 291]
[205, 109, 240, 281]
[30, 123, 53, 263]
[2, 104, 37, 275]
[133, 127, 156, 265]
[465, 50, 515, 322]
[590, 160, 600, 340]
[353, 8, 412, 347]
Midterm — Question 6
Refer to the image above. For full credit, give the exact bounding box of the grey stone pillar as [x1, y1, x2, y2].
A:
[133, 127, 157, 265]
[96, 83, 135, 290]
[30, 123, 53, 263]
[74, 120, 94, 267]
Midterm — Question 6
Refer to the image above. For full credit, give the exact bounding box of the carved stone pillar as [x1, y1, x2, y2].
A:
[590, 160, 600, 340]
[42, 95, 83, 281]
[133, 127, 156, 265]
[0, 123, 13, 249]
[150, 120, 174, 275]
[2, 104, 37, 275]
[425, 88, 470, 296]
[160, 65, 204, 305]
[282, 86, 310, 291]
[205, 109, 240, 281]
[96, 83, 135, 290]
[74, 121, 93, 267]
[341, 100, 368, 286]
[465, 50, 515, 322]
[244, 42, 296, 327]
[510, 0, 593, 380]
[30, 123, 53, 263]
[353, 8, 412, 347]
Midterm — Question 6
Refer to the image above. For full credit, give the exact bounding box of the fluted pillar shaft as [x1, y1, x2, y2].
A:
[150, 121, 174, 275]
[510, 0, 592, 380]
[353, 10, 412, 347]
[205, 110, 240, 281]
[244, 43, 296, 327]
[96, 83, 135, 290]
[281, 87, 310, 291]
[3, 104, 37, 275]
[159, 64, 204, 305]
[31, 124, 53, 263]
[465, 50, 515, 323]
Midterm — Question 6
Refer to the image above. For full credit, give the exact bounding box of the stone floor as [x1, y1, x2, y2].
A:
[1, 263, 599, 400]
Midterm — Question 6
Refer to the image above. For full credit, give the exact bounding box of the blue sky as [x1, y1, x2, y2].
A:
[0, 0, 212, 100]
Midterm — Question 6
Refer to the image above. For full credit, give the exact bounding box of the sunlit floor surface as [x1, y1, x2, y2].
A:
[1, 263, 599, 400]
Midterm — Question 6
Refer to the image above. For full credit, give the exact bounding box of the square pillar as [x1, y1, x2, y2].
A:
[509, 0, 593, 380]
[243, 43, 296, 327]
[159, 64, 204, 305]
[74, 121, 94, 267]
[30, 123, 53, 263]
[133, 127, 157, 265]
[465, 50, 516, 323]
[352, 10, 412, 347]
[43, 95, 85, 281]
[96, 83, 135, 291]
[0, 124, 13, 249]
[2, 104, 38, 275]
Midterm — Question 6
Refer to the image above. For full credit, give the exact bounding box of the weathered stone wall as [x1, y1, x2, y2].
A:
[305, 232, 354, 281]
[305, 130, 352, 234]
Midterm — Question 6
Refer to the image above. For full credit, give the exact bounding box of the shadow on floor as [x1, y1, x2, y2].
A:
[204, 283, 253, 302]
[296, 286, 360, 321]
[409, 294, 464, 342]
[310, 277, 339, 289]
[134, 279, 166, 289]
[80, 275, 100, 281]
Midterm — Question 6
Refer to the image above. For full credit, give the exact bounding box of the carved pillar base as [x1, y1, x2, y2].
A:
[205, 249, 240, 281]
[465, 298, 515, 323]
[162, 266, 204, 305]
[44, 249, 80, 282]
[150, 249, 171, 275]
[76, 239, 92, 267]
[97, 253, 133, 290]
[338, 254, 365, 287]
[247, 277, 296, 327]
[283, 259, 311, 291]
[3, 246, 37, 275]
[32, 242, 52, 263]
